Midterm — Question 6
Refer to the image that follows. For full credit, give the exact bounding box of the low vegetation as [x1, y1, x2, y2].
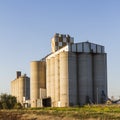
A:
[0, 94, 120, 119]
[1, 105, 120, 119]
[0, 93, 22, 109]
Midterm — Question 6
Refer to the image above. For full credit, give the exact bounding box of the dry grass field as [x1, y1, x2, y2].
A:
[0, 105, 120, 120]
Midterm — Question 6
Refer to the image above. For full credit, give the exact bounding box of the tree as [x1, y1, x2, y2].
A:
[0, 93, 17, 109]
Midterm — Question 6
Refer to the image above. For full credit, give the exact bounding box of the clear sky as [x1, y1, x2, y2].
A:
[0, 0, 120, 98]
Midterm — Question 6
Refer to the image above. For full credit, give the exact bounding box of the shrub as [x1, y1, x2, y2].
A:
[2, 102, 8, 109]
[0, 93, 17, 109]
[14, 102, 23, 109]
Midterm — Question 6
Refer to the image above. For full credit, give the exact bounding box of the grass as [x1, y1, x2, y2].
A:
[1, 105, 120, 119]
[28, 105, 120, 119]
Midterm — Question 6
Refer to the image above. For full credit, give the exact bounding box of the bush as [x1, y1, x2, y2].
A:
[2, 102, 8, 109]
[0, 93, 17, 109]
[14, 102, 22, 109]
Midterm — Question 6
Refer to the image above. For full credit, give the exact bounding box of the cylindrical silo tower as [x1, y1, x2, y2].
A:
[30, 61, 39, 107]
[59, 52, 69, 107]
[50, 57, 55, 107]
[68, 52, 77, 106]
[54, 54, 60, 107]
[78, 53, 93, 105]
[39, 61, 46, 88]
[46, 59, 51, 98]
[93, 53, 107, 104]
[18, 76, 24, 104]
[31, 60, 46, 107]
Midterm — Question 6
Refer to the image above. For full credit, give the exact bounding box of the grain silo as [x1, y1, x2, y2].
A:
[30, 60, 46, 107]
[18, 76, 24, 104]
[50, 57, 55, 107]
[11, 72, 30, 105]
[59, 52, 69, 107]
[77, 53, 93, 105]
[46, 59, 51, 97]
[45, 35, 107, 107]
[68, 52, 78, 106]
[11, 33, 108, 107]
[39, 61, 46, 88]
[54, 54, 60, 107]
[93, 53, 107, 103]
[30, 61, 39, 107]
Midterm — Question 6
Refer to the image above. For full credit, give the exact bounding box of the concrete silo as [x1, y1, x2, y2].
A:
[39, 61, 46, 88]
[59, 52, 69, 107]
[24, 75, 30, 100]
[30, 61, 39, 107]
[77, 53, 93, 105]
[50, 57, 55, 107]
[18, 76, 24, 104]
[54, 54, 60, 107]
[11, 72, 30, 106]
[30, 60, 46, 107]
[68, 52, 77, 106]
[46, 59, 51, 97]
[93, 53, 107, 104]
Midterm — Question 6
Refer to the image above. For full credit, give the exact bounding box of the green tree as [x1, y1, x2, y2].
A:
[0, 93, 17, 109]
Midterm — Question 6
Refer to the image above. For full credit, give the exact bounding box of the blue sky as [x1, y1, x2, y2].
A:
[0, 0, 120, 98]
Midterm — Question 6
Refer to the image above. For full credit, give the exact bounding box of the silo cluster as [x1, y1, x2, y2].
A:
[11, 33, 107, 107]
[46, 35, 107, 107]
[46, 51, 107, 106]
[11, 71, 30, 105]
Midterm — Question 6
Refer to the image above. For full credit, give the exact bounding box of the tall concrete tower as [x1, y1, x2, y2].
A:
[30, 60, 46, 107]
